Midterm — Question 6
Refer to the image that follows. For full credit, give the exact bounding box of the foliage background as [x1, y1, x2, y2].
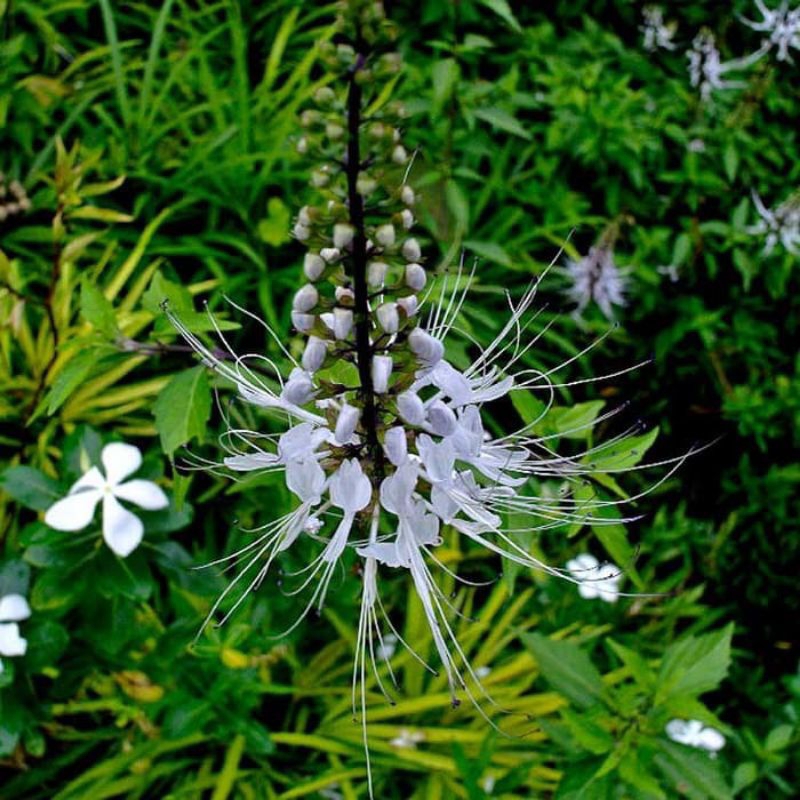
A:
[1, 0, 798, 797]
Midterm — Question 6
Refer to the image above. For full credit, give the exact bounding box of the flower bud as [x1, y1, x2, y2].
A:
[402, 238, 421, 261]
[397, 295, 418, 317]
[296, 137, 309, 154]
[311, 169, 329, 188]
[293, 222, 310, 241]
[384, 426, 408, 466]
[282, 369, 315, 406]
[298, 205, 312, 225]
[408, 327, 444, 366]
[333, 223, 355, 249]
[335, 286, 355, 304]
[400, 209, 414, 229]
[325, 122, 344, 140]
[357, 175, 377, 195]
[405, 263, 426, 291]
[368, 261, 389, 286]
[314, 86, 336, 106]
[333, 308, 353, 340]
[401, 185, 415, 205]
[320, 247, 340, 263]
[302, 336, 327, 372]
[335, 403, 361, 444]
[320, 312, 334, 332]
[392, 145, 408, 164]
[291, 311, 315, 332]
[372, 354, 393, 393]
[397, 391, 425, 426]
[304, 253, 326, 281]
[428, 399, 457, 437]
[293, 284, 318, 312]
[376, 302, 399, 333]
[376, 224, 396, 247]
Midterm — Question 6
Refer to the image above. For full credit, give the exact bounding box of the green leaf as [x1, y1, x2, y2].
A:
[80, 279, 118, 337]
[607, 640, 655, 689]
[474, 107, 531, 139]
[562, 707, 615, 754]
[463, 239, 513, 267]
[153, 366, 212, 457]
[445, 178, 469, 233]
[0, 467, 62, 511]
[583, 428, 659, 472]
[524, 633, 605, 709]
[538, 401, 605, 440]
[656, 625, 733, 703]
[142, 270, 194, 315]
[655, 740, 732, 800]
[476, 0, 522, 32]
[45, 346, 114, 415]
[432, 58, 460, 111]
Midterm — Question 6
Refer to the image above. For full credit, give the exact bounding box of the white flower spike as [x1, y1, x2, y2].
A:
[44, 442, 169, 558]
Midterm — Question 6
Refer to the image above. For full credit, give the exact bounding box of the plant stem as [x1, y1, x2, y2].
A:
[346, 49, 384, 480]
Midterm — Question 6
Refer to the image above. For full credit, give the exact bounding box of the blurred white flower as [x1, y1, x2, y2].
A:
[666, 719, 726, 753]
[565, 245, 628, 320]
[566, 553, 622, 603]
[641, 7, 677, 51]
[389, 728, 425, 749]
[44, 442, 169, 558]
[746, 190, 800, 254]
[688, 32, 766, 101]
[742, 1, 800, 62]
[0, 593, 31, 674]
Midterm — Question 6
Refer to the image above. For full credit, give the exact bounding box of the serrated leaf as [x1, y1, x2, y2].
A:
[153, 366, 211, 457]
[655, 740, 732, 800]
[524, 633, 605, 709]
[474, 107, 531, 139]
[583, 428, 659, 472]
[476, 0, 522, 32]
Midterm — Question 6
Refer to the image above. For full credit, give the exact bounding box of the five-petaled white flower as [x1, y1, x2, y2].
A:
[566, 553, 622, 603]
[0, 593, 31, 674]
[666, 719, 726, 753]
[44, 442, 169, 558]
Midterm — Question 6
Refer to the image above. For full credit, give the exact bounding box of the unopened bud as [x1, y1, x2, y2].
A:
[402, 238, 421, 261]
[401, 185, 415, 205]
[397, 391, 426, 426]
[372, 355, 393, 393]
[405, 263, 426, 291]
[293, 222, 311, 241]
[357, 175, 378, 195]
[304, 253, 326, 281]
[333, 223, 355, 249]
[320, 247, 340, 262]
[392, 145, 408, 164]
[302, 336, 327, 372]
[398, 295, 418, 317]
[314, 86, 336, 106]
[400, 209, 414, 229]
[311, 170, 330, 188]
[408, 327, 444, 366]
[293, 284, 319, 312]
[298, 206, 312, 225]
[376, 302, 399, 333]
[326, 122, 345, 139]
[368, 261, 389, 286]
[384, 426, 408, 466]
[335, 403, 361, 444]
[296, 137, 309, 154]
[428, 400, 457, 437]
[282, 369, 316, 405]
[376, 224, 396, 247]
[335, 286, 355, 304]
[291, 311, 315, 332]
[333, 308, 353, 340]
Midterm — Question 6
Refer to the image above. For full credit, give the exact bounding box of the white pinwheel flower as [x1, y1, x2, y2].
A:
[44, 442, 169, 558]
[566, 553, 622, 603]
[666, 719, 726, 753]
[742, 1, 800, 62]
[0, 593, 31, 674]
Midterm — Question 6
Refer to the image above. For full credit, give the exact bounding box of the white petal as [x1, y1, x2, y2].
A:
[356, 542, 407, 568]
[224, 452, 279, 471]
[68, 466, 105, 493]
[383, 426, 408, 467]
[416, 434, 455, 483]
[114, 479, 169, 510]
[0, 623, 27, 657]
[329, 459, 372, 513]
[102, 442, 142, 486]
[697, 727, 725, 752]
[286, 458, 326, 503]
[578, 583, 599, 599]
[44, 489, 102, 531]
[380, 460, 418, 515]
[0, 594, 31, 623]
[102, 494, 144, 557]
[430, 361, 472, 406]
[427, 400, 457, 436]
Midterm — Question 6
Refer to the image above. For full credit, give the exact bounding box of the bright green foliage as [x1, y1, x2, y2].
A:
[1, 0, 798, 797]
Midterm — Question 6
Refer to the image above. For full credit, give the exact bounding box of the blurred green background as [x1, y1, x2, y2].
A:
[0, 1, 798, 797]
